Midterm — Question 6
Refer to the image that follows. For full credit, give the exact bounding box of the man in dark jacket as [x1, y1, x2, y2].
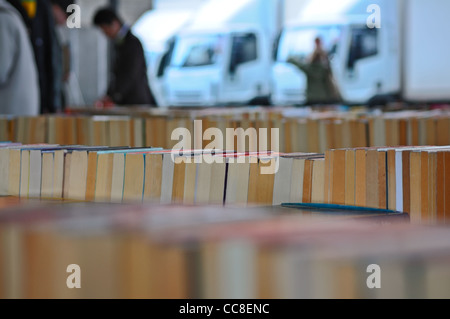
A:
[93, 8, 156, 107]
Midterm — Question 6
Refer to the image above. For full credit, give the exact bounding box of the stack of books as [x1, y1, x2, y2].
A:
[0, 142, 448, 225]
[4, 201, 450, 299]
[324, 146, 450, 225]
[0, 143, 322, 206]
[1, 107, 448, 153]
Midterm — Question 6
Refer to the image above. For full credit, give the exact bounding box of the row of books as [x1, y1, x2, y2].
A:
[1, 108, 449, 153]
[0, 143, 321, 206]
[4, 201, 450, 299]
[324, 146, 450, 225]
[0, 143, 448, 224]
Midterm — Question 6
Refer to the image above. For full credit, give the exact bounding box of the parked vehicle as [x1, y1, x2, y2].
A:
[272, 0, 450, 106]
[164, 0, 283, 107]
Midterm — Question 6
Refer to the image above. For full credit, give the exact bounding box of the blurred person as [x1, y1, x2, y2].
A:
[15, 0, 59, 114]
[6, 0, 31, 31]
[0, 0, 39, 116]
[93, 7, 156, 108]
[50, 0, 73, 112]
[288, 37, 341, 106]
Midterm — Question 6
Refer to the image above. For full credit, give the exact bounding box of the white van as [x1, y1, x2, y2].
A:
[163, 0, 283, 107]
[164, 25, 273, 106]
[273, 0, 450, 106]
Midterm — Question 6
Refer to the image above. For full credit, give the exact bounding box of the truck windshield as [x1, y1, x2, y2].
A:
[276, 26, 342, 62]
[171, 34, 224, 68]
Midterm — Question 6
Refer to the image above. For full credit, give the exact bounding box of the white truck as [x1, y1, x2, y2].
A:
[272, 0, 450, 106]
[164, 0, 283, 107]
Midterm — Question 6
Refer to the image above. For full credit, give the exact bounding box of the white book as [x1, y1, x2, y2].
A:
[41, 152, 54, 199]
[160, 153, 175, 204]
[19, 150, 30, 198]
[273, 157, 293, 205]
[225, 157, 250, 205]
[28, 150, 42, 198]
[0, 149, 10, 196]
[395, 150, 404, 212]
[110, 153, 125, 203]
[67, 151, 89, 201]
[290, 159, 305, 203]
[195, 161, 212, 205]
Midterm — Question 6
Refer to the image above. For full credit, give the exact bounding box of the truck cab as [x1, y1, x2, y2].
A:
[164, 25, 273, 107]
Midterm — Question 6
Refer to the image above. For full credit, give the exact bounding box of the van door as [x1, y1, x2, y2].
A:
[338, 25, 384, 104]
[223, 32, 268, 104]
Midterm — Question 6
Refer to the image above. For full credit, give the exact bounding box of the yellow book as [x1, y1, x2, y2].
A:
[40, 152, 54, 199]
[110, 153, 126, 203]
[183, 160, 197, 205]
[94, 153, 114, 202]
[52, 150, 65, 199]
[355, 149, 367, 207]
[8, 149, 22, 197]
[225, 157, 251, 205]
[143, 153, 164, 203]
[345, 149, 356, 206]
[67, 151, 89, 201]
[332, 149, 346, 205]
[209, 161, 227, 205]
[123, 154, 145, 203]
[311, 159, 325, 204]
[19, 150, 30, 198]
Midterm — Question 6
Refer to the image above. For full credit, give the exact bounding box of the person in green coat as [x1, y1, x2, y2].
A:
[288, 37, 342, 106]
